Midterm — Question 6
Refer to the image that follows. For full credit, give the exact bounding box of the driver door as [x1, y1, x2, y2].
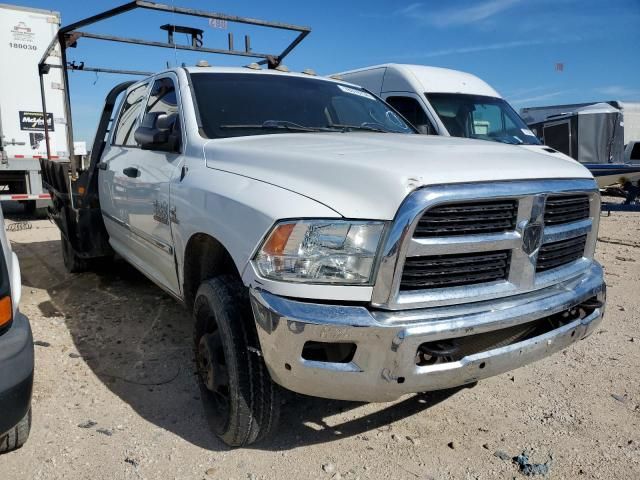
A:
[99, 81, 149, 262]
[126, 74, 184, 295]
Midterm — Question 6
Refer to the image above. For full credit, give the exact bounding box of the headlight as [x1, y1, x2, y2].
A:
[254, 220, 385, 284]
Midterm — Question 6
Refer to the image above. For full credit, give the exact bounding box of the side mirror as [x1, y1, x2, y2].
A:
[134, 112, 180, 152]
[416, 124, 434, 135]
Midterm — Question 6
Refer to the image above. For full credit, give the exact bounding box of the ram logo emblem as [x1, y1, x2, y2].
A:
[522, 221, 543, 255]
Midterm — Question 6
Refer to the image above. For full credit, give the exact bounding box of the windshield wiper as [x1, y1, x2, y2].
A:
[492, 136, 523, 145]
[329, 122, 389, 133]
[470, 134, 523, 145]
[220, 120, 333, 133]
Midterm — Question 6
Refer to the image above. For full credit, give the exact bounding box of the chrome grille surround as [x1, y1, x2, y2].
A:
[371, 179, 600, 311]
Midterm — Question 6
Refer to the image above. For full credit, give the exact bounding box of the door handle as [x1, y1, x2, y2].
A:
[123, 167, 139, 178]
[97, 162, 108, 170]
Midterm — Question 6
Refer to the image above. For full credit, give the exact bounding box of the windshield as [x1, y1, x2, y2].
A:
[426, 93, 541, 145]
[191, 73, 414, 138]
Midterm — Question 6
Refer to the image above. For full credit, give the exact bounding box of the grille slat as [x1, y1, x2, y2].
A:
[415, 200, 518, 237]
[544, 195, 590, 226]
[401, 251, 510, 290]
[536, 235, 586, 272]
[420, 212, 516, 223]
[403, 262, 508, 276]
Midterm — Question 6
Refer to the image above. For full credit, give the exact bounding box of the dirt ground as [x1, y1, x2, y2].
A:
[0, 202, 638, 480]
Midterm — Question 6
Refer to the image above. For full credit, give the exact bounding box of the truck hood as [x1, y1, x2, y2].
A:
[518, 144, 577, 162]
[203, 132, 594, 219]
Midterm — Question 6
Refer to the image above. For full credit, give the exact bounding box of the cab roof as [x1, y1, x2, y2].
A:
[185, 65, 326, 78]
[180, 65, 354, 86]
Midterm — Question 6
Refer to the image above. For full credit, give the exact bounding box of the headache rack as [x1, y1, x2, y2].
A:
[36, 1, 310, 260]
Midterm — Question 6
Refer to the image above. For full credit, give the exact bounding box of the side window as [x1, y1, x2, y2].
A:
[142, 77, 181, 150]
[145, 77, 178, 117]
[386, 96, 433, 130]
[113, 83, 148, 146]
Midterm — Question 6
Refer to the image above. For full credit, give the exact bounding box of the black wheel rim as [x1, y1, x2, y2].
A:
[195, 309, 231, 431]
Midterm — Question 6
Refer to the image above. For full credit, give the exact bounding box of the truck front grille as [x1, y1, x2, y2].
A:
[414, 200, 518, 238]
[370, 180, 599, 310]
[536, 235, 587, 272]
[400, 251, 510, 290]
[544, 195, 590, 226]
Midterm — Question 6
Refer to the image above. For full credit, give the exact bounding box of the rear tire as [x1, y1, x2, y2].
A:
[23, 201, 36, 216]
[0, 409, 31, 453]
[193, 275, 280, 447]
[61, 235, 88, 273]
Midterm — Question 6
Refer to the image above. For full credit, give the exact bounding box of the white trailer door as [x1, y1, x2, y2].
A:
[0, 5, 67, 160]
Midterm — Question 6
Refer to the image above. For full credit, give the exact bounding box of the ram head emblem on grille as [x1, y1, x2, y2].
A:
[522, 221, 544, 255]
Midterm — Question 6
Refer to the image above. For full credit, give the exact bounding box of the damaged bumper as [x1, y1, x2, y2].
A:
[250, 263, 605, 402]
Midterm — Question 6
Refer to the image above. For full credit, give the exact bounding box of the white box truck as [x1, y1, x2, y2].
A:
[0, 3, 67, 212]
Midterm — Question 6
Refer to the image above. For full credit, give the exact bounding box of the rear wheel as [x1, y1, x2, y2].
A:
[0, 409, 31, 453]
[23, 201, 36, 216]
[61, 235, 88, 273]
[193, 275, 280, 447]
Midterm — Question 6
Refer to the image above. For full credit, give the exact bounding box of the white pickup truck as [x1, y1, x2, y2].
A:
[41, 65, 606, 446]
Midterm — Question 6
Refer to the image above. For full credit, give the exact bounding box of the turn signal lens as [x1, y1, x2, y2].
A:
[261, 223, 295, 255]
[0, 296, 12, 329]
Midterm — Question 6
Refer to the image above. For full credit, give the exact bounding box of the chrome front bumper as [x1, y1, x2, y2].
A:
[250, 263, 605, 402]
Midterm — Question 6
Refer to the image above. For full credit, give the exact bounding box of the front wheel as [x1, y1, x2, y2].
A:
[193, 275, 281, 447]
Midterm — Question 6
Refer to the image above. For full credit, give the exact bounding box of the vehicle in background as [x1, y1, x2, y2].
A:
[0, 206, 33, 453]
[333, 64, 571, 161]
[520, 101, 640, 153]
[0, 4, 66, 213]
[521, 101, 640, 188]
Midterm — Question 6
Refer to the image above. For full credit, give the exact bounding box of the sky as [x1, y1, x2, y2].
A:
[12, 0, 640, 143]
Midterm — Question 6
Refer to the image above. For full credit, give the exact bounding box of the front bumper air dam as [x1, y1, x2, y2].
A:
[249, 263, 605, 402]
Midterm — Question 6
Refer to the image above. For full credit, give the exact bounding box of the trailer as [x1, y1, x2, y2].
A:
[521, 102, 640, 208]
[520, 101, 640, 148]
[0, 4, 68, 212]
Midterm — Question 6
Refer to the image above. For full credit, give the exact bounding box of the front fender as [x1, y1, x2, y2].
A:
[170, 165, 341, 291]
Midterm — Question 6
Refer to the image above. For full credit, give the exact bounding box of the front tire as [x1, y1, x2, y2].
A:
[193, 275, 280, 447]
[0, 409, 31, 453]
